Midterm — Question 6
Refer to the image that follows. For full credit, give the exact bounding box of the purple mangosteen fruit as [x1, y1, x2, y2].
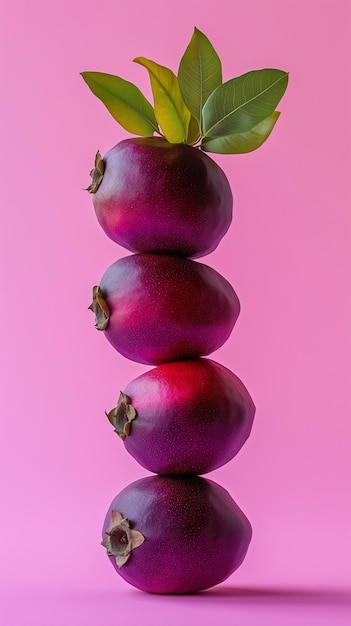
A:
[107, 358, 255, 474]
[89, 253, 240, 365]
[87, 137, 233, 258]
[101, 474, 252, 594]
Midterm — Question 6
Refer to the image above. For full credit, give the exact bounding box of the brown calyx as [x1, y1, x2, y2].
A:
[85, 150, 105, 193]
[106, 392, 137, 440]
[88, 285, 110, 331]
[101, 510, 145, 568]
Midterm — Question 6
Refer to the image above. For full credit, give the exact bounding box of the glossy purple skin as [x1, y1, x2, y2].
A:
[99, 253, 240, 365]
[102, 475, 252, 594]
[93, 137, 233, 258]
[122, 358, 255, 474]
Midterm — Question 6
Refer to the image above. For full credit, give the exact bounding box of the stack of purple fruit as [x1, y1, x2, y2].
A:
[88, 137, 255, 593]
[83, 25, 288, 593]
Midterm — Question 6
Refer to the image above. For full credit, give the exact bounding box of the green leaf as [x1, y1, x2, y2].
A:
[134, 57, 191, 143]
[186, 114, 201, 145]
[178, 27, 222, 129]
[81, 71, 158, 136]
[203, 69, 288, 139]
[201, 111, 281, 154]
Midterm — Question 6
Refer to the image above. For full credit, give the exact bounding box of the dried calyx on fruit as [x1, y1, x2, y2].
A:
[86, 151, 104, 194]
[88, 285, 110, 331]
[81, 27, 288, 155]
[106, 391, 137, 440]
[101, 510, 144, 568]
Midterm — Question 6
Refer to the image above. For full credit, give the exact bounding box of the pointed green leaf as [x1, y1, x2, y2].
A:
[186, 114, 201, 145]
[201, 111, 281, 154]
[134, 57, 191, 143]
[203, 69, 288, 139]
[81, 72, 158, 136]
[178, 27, 222, 128]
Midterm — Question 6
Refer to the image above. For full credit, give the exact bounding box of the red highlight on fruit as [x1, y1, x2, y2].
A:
[107, 358, 255, 475]
[82, 26, 288, 594]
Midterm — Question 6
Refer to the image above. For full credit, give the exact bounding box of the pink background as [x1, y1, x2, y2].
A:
[1, 0, 350, 623]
